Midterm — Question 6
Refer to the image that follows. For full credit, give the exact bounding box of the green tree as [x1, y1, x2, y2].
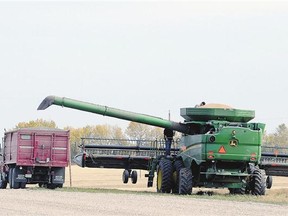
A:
[15, 119, 57, 129]
[270, 124, 288, 147]
[125, 122, 163, 140]
[263, 123, 288, 147]
[65, 124, 125, 157]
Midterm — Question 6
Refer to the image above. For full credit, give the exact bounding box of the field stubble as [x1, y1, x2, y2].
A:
[2, 165, 286, 216]
[64, 165, 288, 204]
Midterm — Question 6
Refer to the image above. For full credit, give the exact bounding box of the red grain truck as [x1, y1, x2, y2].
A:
[0, 128, 69, 189]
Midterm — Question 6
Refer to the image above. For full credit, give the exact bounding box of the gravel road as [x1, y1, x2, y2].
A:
[0, 189, 287, 216]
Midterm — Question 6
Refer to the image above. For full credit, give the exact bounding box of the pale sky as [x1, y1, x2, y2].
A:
[1, 1, 288, 133]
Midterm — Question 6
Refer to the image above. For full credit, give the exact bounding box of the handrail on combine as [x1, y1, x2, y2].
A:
[79, 137, 180, 158]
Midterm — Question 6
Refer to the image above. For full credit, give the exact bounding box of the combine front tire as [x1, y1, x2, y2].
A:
[172, 160, 184, 194]
[157, 159, 173, 193]
[178, 168, 192, 195]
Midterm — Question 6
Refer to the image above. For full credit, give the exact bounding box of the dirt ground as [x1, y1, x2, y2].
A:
[64, 165, 288, 192]
[1, 165, 288, 216]
[64, 165, 155, 191]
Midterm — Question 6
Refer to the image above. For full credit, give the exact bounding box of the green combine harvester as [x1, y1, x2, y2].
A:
[38, 96, 267, 195]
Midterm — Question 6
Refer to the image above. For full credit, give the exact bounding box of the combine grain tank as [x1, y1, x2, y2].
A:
[0, 128, 69, 189]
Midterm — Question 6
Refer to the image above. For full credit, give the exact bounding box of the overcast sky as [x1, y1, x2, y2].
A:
[0, 1, 288, 133]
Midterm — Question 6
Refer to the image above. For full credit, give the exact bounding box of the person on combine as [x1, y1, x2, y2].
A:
[164, 128, 174, 156]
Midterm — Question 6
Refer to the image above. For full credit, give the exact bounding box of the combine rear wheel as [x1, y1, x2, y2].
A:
[229, 187, 246, 195]
[251, 169, 266, 195]
[178, 168, 192, 195]
[157, 159, 173, 193]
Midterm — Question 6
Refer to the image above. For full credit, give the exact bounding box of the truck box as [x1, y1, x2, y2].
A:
[3, 128, 69, 167]
[0, 128, 70, 189]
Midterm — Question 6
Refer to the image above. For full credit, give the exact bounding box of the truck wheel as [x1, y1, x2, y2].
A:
[122, 170, 129, 184]
[0, 173, 8, 189]
[157, 159, 173, 193]
[11, 168, 20, 189]
[47, 183, 57, 189]
[20, 182, 26, 189]
[131, 170, 137, 184]
[178, 168, 192, 195]
[0, 172, 7, 189]
[266, 176, 272, 189]
[172, 159, 184, 194]
[9, 168, 13, 189]
[0, 180, 7, 189]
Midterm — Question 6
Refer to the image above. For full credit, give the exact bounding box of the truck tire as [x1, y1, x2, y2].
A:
[11, 168, 20, 189]
[172, 159, 184, 194]
[47, 183, 57, 189]
[20, 182, 26, 189]
[157, 158, 173, 193]
[0, 172, 7, 189]
[9, 168, 13, 189]
[131, 170, 137, 184]
[178, 168, 192, 195]
[0, 174, 7, 189]
[0, 179, 7, 189]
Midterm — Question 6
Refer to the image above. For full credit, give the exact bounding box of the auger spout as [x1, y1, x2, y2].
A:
[38, 96, 192, 134]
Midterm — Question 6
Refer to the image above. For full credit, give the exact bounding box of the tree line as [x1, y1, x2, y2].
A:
[14, 119, 288, 156]
[14, 119, 169, 157]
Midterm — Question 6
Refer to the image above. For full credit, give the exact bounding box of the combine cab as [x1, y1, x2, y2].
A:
[38, 96, 267, 195]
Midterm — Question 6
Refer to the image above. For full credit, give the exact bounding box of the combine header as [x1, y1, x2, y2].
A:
[38, 96, 267, 195]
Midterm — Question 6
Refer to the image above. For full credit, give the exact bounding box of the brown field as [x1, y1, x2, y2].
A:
[1, 165, 287, 215]
[64, 165, 288, 193]
[64, 165, 155, 192]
